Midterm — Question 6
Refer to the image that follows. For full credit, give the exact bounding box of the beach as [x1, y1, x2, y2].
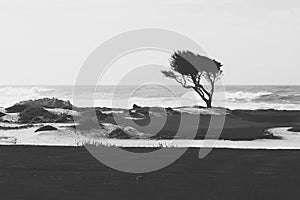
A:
[1, 0, 299, 199]
[0, 146, 299, 200]
[1, 97, 300, 199]
[1, 100, 300, 148]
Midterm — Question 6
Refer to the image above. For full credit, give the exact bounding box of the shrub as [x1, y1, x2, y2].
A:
[6, 98, 74, 113]
[5, 104, 29, 113]
[19, 106, 58, 123]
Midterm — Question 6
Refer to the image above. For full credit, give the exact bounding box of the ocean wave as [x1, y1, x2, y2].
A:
[253, 93, 300, 103]
[222, 101, 300, 110]
[0, 86, 56, 96]
[0, 86, 59, 108]
[225, 91, 273, 102]
[1, 85, 300, 110]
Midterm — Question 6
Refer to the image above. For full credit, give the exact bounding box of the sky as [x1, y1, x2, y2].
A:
[0, 0, 299, 85]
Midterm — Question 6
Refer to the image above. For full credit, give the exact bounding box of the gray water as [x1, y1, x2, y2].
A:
[1, 85, 300, 110]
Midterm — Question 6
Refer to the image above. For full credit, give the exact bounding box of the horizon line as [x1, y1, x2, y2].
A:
[1, 84, 300, 86]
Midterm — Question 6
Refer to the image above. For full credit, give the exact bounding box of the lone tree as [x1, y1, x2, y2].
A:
[162, 50, 223, 108]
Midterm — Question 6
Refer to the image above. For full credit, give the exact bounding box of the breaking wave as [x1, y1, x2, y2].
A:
[1, 85, 300, 110]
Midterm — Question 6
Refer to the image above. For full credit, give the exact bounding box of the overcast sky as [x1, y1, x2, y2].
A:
[0, 0, 299, 85]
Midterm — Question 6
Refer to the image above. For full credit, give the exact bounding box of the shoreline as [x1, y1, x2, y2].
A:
[1, 98, 300, 148]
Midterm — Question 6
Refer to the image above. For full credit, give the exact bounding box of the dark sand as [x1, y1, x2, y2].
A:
[0, 146, 299, 200]
[116, 109, 300, 140]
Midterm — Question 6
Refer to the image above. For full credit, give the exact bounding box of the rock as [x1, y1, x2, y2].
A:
[130, 106, 150, 118]
[108, 128, 131, 139]
[132, 104, 141, 109]
[16, 104, 75, 124]
[19, 106, 58, 123]
[24, 98, 73, 109]
[35, 125, 58, 133]
[6, 98, 74, 113]
[123, 126, 144, 138]
[0, 112, 6, 117]
[165, 107, 180, 115]
[5, 104, 29, 113]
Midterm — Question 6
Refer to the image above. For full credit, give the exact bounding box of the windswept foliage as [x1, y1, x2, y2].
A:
[162, 50, 223, 108]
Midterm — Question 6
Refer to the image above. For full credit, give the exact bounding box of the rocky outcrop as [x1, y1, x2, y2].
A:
[6, 98, 73, 113]
[19, 106, 58, 123]
[5, 98, 75, 123]
[5, 104, 29, 113]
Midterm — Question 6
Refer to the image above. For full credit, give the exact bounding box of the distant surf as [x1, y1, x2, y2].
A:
[1, 85, 300, 110]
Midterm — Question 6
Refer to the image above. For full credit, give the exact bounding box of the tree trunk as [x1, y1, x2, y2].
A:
[193, 87, 213, 108]
[205, 99, 212, 108]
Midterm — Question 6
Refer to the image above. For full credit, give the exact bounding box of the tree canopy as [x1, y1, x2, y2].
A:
[161, 50, 223, 108]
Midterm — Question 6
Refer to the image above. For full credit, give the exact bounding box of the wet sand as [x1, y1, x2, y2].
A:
[0, 146, 299, 200]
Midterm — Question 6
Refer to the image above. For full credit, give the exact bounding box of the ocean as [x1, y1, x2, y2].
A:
[0, 85, 300, 110]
